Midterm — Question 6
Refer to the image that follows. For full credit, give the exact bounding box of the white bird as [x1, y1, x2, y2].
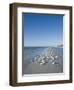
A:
[34, 57, 37, 60]
[55, 55, 58, 59]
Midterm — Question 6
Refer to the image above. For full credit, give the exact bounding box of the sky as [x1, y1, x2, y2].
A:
[23, 13, 63, 47]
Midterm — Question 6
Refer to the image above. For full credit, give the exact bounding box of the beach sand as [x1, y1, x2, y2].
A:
[23, 60, 63, 75]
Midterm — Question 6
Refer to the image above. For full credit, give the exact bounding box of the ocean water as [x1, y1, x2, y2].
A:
[22, 47, 63, 75]
[23, 47, 63, 63]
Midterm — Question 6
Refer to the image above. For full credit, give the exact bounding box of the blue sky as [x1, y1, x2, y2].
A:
[23, 13, 63, 47]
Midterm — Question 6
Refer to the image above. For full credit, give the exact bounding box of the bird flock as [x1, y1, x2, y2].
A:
[33, 48, 59, 65]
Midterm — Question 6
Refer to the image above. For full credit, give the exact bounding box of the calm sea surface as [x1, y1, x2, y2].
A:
[23, 47, 63, 64]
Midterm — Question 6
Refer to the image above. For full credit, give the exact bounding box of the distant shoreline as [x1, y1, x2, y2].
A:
[57, 44, 63, 48]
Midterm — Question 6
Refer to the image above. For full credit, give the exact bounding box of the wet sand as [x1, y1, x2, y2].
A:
[23, 60, 63, 75]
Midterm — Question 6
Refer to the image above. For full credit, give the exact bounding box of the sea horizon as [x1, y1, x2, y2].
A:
[24, 46, 63, 48]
